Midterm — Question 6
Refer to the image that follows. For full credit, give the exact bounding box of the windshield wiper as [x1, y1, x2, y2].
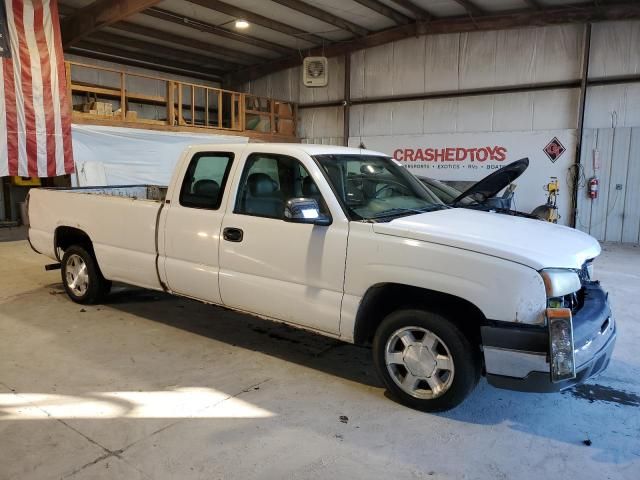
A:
[370, 204, 448, 220]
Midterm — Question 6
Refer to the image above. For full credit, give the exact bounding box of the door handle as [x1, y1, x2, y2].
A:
[223, 227, 244, 242]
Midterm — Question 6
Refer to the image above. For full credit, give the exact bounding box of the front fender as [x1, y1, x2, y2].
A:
[341, 223, 547, 339]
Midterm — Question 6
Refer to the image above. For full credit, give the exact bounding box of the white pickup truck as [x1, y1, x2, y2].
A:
[28, 143, 616, 411]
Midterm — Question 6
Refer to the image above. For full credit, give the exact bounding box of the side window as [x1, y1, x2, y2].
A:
[235, 153, 328, 219]
[179, 152, 234, 210]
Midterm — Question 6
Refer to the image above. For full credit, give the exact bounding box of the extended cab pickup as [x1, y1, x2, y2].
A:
[27, 144, 616, 411]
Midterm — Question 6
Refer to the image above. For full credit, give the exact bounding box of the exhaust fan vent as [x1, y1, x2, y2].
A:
[303, 57, 328, 87]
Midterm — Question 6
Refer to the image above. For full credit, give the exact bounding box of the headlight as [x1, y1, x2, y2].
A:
[547, 307, 576, 382]
[540, 269, 581, 298]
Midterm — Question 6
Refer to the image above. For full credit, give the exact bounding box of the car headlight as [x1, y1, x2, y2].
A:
[540, 269, 581, 298]
[547, 307, 576, 382]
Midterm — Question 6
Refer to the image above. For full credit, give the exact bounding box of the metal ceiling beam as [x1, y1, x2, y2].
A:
[269, 0, 369, 36]
[184, 0, 326, 45]
[227, 2, 640, 85]
[388, 0, 433, 20]
[144, 7, 295, 55]
[523, 0, 543, 8]
[450, 0, 484, 16]
[61, 0, 162, 47]
[58, 4, 296, 55]
[70, 42, 223, 80]
[352, 0, 412, 24]
[109, 21, 262, 64]
[89, 31, 241, 71]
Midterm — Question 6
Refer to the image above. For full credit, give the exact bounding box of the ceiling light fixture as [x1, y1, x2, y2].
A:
[235, 19, 250, 29]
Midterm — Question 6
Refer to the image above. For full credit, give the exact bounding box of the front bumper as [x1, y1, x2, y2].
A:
[482, 281, 616, 393]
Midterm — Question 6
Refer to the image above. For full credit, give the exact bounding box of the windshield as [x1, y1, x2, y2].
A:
[314, 154, 444, 221]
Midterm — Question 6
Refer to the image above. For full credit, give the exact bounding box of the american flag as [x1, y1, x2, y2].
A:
[0, 0, 73, 177]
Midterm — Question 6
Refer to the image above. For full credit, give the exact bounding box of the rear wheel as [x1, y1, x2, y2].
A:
[373, 309, 480, 412]
[61, 246, 111, 304]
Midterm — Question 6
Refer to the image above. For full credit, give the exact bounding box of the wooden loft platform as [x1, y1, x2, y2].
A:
[66, 61, 299, 143]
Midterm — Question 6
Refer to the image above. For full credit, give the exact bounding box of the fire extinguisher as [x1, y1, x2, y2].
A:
[588, 177, 599, 199]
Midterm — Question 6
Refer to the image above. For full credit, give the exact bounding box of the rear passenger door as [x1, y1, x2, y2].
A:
[218, 151, 348, 334]
[161, 151, 234, 304]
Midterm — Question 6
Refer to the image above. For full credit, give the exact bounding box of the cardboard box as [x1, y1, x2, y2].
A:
[125, 110, 138, 121]
[278, 118, 295, 135]
[277, 102, 293, 117]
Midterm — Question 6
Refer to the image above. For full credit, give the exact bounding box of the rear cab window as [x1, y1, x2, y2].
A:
[179, 152, 234, 210]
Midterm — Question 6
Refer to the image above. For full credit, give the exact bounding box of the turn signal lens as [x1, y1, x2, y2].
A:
[547, 307, 576, 382]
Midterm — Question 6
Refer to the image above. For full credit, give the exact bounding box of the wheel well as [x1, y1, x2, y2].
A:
[54, 226, 94, 260]
[353, 283, 487, 346]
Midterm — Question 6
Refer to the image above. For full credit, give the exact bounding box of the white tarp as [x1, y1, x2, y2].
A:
[71, 124, 248, 186]
[349, 130, 577, 225]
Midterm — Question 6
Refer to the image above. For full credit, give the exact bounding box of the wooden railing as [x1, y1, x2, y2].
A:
[66, 61, 297, 139]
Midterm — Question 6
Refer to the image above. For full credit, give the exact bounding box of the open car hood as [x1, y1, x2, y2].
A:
[451, 157, 529, 206]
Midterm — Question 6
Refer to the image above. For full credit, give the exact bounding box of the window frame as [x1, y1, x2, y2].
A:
[178, 151, 234, 210]
[233, 152, 329, 221]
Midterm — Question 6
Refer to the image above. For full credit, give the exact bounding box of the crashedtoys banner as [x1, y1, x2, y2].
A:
[349, 130, 577, 225]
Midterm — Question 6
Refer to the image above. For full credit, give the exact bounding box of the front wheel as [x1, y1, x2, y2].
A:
[61, 246, 111, 304]
[373, 309, 480, 412]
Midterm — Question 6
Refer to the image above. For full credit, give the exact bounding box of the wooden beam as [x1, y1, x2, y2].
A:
[185, 0, 326, 45]
[110, 21, 262, 64]
[88, 31, 240, 71]
[270, 0, 369, 36]
[61, 0, 162, 47]
[69, 43, 223, 81]
[144, 7, 295, 56]
[227, 2, 640, 84]
[388, 0, 433, 20]
[451, 0, 484, 16]
[351, 0, 412, 24]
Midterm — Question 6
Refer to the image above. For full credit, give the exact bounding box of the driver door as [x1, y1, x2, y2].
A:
[219, 151, 348, 334]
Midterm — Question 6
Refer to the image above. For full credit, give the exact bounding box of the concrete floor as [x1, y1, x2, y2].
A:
[1, 234, 639, 480]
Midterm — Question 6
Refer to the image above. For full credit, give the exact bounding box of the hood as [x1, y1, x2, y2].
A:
[451, 158, 529, 205]
[373, 208, 600, 270]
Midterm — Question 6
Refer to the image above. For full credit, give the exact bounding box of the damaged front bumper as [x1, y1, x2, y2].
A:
[481, 281, 616, 393]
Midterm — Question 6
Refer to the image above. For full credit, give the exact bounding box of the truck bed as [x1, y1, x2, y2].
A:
[28, 186, 165, 291]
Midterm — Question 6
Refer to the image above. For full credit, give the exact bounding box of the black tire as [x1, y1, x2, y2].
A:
[373, 309, 481, 412]
[61, 245, 111, 304]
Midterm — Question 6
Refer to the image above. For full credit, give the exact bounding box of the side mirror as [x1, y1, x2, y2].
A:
[283, 198, 331, 226]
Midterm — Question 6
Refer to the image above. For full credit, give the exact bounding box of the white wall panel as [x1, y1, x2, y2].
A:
[459, 31, 498, 90]
[391, 101, 424, 135]
[423, 98, 458, 133]
[533, 25, 583, 83]
[590, 21, 640, 78]
[532, 89, 580, 130]
[361, 103, 392, 136]
[350, 50, 366, 100]
[347, 24, 583, 101]
[424, 33, 460, 93]
[495, 29, 537, 86]
[350, 89, 578, 138]
[584, 84, 640, 129]
[298, 106, 343, 143]
[492, 92, 534, 132]
[457, 96, 494, 132]
[626, 83, 640, 127]
[392, 37, 426, 96]
[363, 43, 394, 98]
